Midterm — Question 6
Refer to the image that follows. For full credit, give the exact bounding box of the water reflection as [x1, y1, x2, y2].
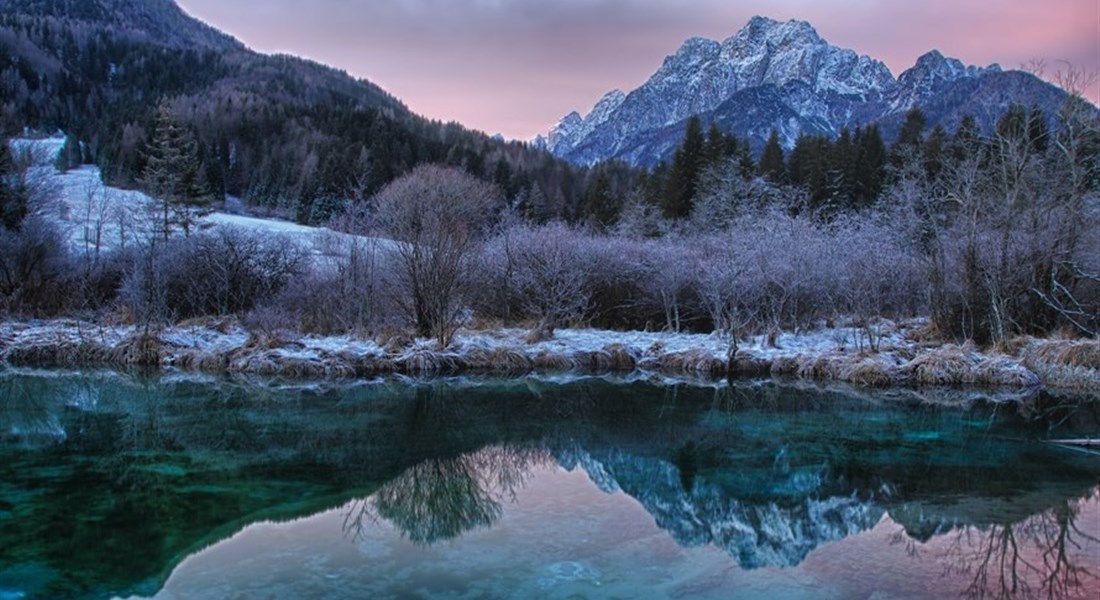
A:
[1, 370, 1098, 599]
[934, 493, 1100, 600]
[347, 446, 552, 545]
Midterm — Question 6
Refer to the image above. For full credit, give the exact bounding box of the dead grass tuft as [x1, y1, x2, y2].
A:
[769, 356, 801, 376]
[523, 324, 554, 345]
[1020, 339, 1100, 390]
[602, 344, 638, 372]
[842, 359, 898, 387]
[906, 345, 976, 385]
[975, 356, 1040, 387]
[463, 347, 533, 374]
[376, 329, 414, 354]
[532, 350, 574, 372]
[659, 348, 726, 378]
[729, 351, 772, 376]
[3, 341, 110, 365]
[110, 333, 164, 366]
[1025, 340, 1100, 370]
[905, 321, 945, 344]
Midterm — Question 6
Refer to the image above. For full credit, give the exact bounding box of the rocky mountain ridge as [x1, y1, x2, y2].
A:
[539, 16, 1069, 166]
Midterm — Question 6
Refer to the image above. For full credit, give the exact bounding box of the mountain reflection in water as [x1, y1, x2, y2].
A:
[1, 371, 1098, 599]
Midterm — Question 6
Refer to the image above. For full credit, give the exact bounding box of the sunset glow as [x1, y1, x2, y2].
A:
[174, 0, 1100, 139]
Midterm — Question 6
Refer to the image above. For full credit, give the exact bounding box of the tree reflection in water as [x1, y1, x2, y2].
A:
[907, 490, 1100, 600]
[344, 445, 552, 545]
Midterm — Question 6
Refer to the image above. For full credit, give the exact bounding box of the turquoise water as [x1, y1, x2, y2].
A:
[1, 371, 1098, 599]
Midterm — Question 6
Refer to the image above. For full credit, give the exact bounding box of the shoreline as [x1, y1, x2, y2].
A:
[2, 318, 1096, 394]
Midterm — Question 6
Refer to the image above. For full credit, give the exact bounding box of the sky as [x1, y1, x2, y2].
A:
[175, 0, 1099, 140]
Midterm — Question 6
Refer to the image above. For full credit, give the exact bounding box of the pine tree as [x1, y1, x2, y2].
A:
[923, 124, 948, 182]
[950, 115, 982, 164]
[703, 121, 727, 166]
[663, 116, 704, 219]
[855, 124, 886, 206]
[758, 130, 786, 184]
[141, 100, 210, 240]
[583, 171, 618, 229]
[890, 106, 926, 169]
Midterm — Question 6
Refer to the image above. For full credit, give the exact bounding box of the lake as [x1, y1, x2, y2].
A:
[1, 370, 1098, 599]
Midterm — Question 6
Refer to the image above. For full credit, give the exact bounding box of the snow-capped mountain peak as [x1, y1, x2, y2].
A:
[543, 16, 1066, 167]
[898, 49, 1000, 88]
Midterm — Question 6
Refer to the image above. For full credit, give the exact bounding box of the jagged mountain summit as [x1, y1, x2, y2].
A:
[540, 16, 1068, 167]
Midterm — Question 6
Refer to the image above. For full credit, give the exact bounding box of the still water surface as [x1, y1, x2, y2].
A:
[1, 371, 1098, 599]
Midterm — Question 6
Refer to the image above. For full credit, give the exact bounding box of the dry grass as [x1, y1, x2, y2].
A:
[523, 324, 554, 345]
[841, 358, 897, 387]
[1024, 340, 1100, 370]
[905, 321, 944, 345]
[974, 356, 1040, 387]
[769, 356, 801, 376]
[376, 329, 414, 354]
[109, 333, 164, 366]
[3, 341, 110, 365]
[571, 350, 613, 372]
[463, 347, 533, 374]
[659, 348, 727, 378]
[795, 353, 851, 381]
[349, 355, 398, 377]
[1020, 339, 1100, 391]
[906, 345, 977, 385]
[729, 351, 772, 376]
[172, 348, 230, 372]
[531, 349, 574, 372]
[398, 351, 443, 375]
[644, 341, 666, 356]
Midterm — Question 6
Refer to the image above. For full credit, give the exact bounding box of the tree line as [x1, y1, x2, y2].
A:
[2, 87, 1095, 349]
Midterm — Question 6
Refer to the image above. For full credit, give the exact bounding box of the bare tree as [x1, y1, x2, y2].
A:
[507, 222, 592, 337]
[372, 165, 501, 346]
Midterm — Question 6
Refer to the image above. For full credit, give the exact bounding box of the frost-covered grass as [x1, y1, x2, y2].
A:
[0, 318, 1069, 391]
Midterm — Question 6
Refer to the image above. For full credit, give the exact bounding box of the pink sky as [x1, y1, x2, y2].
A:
[176, 0, 1099, 140]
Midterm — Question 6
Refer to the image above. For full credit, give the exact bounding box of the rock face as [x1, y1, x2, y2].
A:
[544, 16, 1070, 166]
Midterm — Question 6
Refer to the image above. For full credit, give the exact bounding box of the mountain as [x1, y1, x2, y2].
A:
[0, 0, 591, 222]
[544, 16, 1072, 167]
[0, 0, 242, 51]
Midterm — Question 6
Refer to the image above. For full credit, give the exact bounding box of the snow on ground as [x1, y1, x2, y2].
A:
[1, 316, 1072, 394]
[9, 136, 389, 260]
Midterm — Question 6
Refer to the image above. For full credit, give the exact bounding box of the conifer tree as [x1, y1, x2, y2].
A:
[923, 124, 948, 182]
[141, 100, 209, 240]
[890, 106, 926, 169]
[855, 124, 886, 206]
[950, 115, 982, 164]
[663, 116, 704, 219]
[758, 129, 786, 184]
[583, 171, 618, 230]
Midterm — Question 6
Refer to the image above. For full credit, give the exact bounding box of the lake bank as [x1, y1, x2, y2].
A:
[1, 318, 1096, 393]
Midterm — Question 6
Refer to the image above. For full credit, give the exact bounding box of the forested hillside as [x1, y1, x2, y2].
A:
[0, 0, 628, 223]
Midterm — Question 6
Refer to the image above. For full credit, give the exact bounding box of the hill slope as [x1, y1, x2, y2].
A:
[0, 0, 591, 222]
